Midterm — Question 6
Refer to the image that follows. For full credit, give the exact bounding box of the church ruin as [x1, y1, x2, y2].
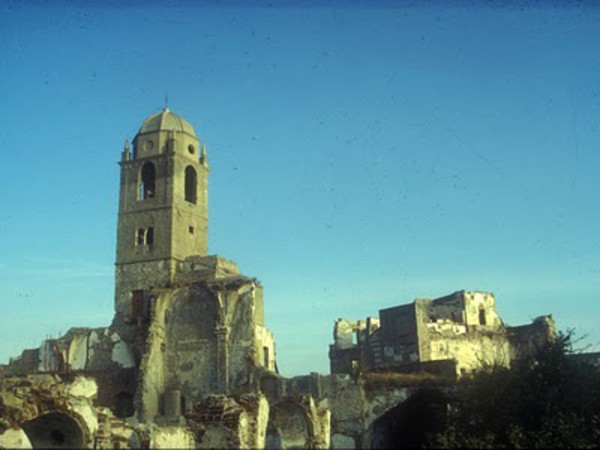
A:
[0, 109, 329, 448]
[0, 109, 561, 449]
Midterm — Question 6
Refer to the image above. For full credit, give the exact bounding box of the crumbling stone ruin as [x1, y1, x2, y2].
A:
[329, 290, 555, 379]
[317, 290, 556, 448]
[0, 109, 567, 449]
[1, 109, 329, 449]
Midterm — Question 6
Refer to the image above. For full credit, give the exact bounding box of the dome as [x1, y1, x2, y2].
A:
[137, 108, 197, 137]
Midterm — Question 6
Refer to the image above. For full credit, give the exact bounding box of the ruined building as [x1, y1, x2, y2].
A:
[330, 290, 555, 378]
[0, 109, 567, 450]
[322, 290, 557, 449]
[0, 109, 329, 449]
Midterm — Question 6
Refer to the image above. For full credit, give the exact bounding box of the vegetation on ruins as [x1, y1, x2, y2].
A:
[428, 331, 600, 449]
[362, 371, 446, 391]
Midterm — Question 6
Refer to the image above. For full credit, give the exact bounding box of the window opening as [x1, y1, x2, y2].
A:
[146, 227, 154, 245]
[137, 228, 145, 246]
[189, 226, 194, 234]
[185, 166, 197, 204]
[140, 162, 156, 199]
[263, 346, 269, 368]
[478, 305, 487, 325]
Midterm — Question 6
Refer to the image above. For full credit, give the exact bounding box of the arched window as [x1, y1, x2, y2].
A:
[140, 162, 156, 199]
[185, 166, 197, 204]
[137, 228, 145, 246]
[146, 227, 154, 245]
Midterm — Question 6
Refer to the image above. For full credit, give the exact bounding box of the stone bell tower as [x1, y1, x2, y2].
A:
[114, 108, 209, 317]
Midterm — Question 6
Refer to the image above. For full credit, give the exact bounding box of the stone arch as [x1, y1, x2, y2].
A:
[368, 388, 447, 449]
[140, 162, 156, 199]
[184, 165, 197, 204]
[20, 412, 86, 449]
[268, 401, 313, 449]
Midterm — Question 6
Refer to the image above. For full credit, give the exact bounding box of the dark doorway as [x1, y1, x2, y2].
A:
[371, 389, 447, 449]
[114, 391, 135, 418]
[21, 412, 84, 449]
[131, 290, 144, 318]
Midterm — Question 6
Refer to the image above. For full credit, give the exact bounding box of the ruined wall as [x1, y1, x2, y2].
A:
[114, 259, 175, 318]
[4, 327, 139, 420]
[461, 291, 503, 328]
[255, 325, 276, 372]
[427, 326, 511, 374]
[333, 291, 520, 377]
[327, 375, 366, 448]
[330, 318, 381, 374]
[268, 396, 330, 449]
[184, 394, 269, 449]
[135, 270, 277, 424]
[507, 315, 555, 360]
[414, 292, 509, 374]
[218, 279, 271, 391]
[0, 375, 98, 449]
[380, 303, 420, 366]
[326, 374, 442, 450]
[415, 299, 432, 364]
[137, 292, 168, 422]
[0, 428, 30, 449]
[423, 290, 503, 329]
[175, 255, 239, 285]
[166, 286, 219, 398]
[149, 426, 195, 449]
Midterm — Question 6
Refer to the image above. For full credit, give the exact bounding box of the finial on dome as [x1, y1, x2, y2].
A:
[137, 108, 197, 137]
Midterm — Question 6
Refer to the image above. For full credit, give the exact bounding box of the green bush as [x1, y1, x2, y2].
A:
[428, 331, 600, 449]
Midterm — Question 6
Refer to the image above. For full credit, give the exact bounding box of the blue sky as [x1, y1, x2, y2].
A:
[0, 1, 599, 376]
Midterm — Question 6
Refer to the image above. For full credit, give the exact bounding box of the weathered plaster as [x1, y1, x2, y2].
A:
[0, 428, 32, 449]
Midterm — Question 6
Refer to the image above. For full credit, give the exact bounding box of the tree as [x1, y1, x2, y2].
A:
[428, 331, 600, 448]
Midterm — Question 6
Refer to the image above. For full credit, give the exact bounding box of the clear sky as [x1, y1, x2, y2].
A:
[0, 0, 599, 376]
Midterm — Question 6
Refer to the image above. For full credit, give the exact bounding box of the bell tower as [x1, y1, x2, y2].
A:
[114, 108, 209, 317]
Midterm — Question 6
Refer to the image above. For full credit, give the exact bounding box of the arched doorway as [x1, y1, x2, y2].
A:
[268, 403, 311, 449]
[21, 412, 84, 449]
[370, 389, 447, 449]
[114, 391, 135, 418]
